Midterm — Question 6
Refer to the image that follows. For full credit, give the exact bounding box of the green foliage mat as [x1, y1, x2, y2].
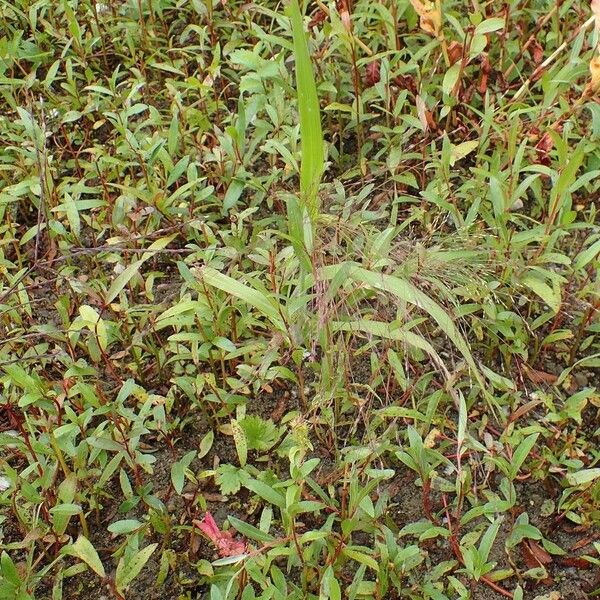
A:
[0, 1, 599, 599]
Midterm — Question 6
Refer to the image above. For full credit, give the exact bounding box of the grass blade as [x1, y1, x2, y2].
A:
[288, 0, 324, 219]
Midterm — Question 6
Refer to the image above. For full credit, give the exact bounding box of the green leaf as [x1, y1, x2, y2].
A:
[65, 536, 105, 578]
[574, 238, 600, 271]
[442, 63, 461, 96]
[171, 450, 196, 495]
[566, 468, 600, 487]
[238, 415, 280, 451]
[216, 464, 244, 495]
[115, 544, 157, 593]
[1, 552, 22, 586]
[227, 516, 275, 543]
[199, 430, 214, 459]
[343, 547, 379, 572]
[522, 273, 561, 313]
[107, 520, 142, 535]
[320, 566, 341, 600]
[510, 433, 539, 478]
[243, 479, 285, 509]
[478, 518, 502, 563]
[450, 140, 479, 166]
[474, 17, 505, 35]
[198, 267, 286, 331]
[333, 264, 484, 388]
[106, 235, 176, 303]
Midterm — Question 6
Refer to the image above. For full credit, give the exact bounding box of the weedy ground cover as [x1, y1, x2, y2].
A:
[0, 0, 599, 599]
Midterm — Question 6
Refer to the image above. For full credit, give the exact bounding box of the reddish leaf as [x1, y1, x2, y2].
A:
[571, 534, 599, 551]
[529, 40, 544, 65]
[522, 363, 558, 385]
[394, 74, 417, 95]
[365, 61, 381, 87]
[478, 54, 491, 94]
[447, 41, 463, 65]
[558, 556, 593, 569]
[527, 540, 553, 565]
[521, 540, 553, 585]
[309, 8, 327, 28]
[534, 132, 554, 166]
[193, 512, 247, 557]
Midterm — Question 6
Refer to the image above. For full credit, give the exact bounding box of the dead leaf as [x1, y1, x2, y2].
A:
[478, 54, 491, 94]
[271, 392, 289, 422]
[570, 534, 599, 551]
[533, 593, 561, 600]
[409, 0, 441, 37]
[522, 539, 554, 585]
[529, 40, 544, 65]
[340, 9, 352, 33]
[447, 41, 463, 65]
[509, 398, 543, 423]
[309, 7, 328, 28]
[557, 556, 593, 569]
[535, 131, 554, 166]
[416, 95, 429, 132]
[522, 364, 558, 385]
[527, 540, 553, 565]
[424, 428, 441, 448]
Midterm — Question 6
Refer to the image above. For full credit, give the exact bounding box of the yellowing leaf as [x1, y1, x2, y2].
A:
[592, 0, 600, 32]
[231, 419, 247, 467]
[450, 140, 479, 166]
[66, 536, 105, 578]
[416, 95, 429, 132]
[590, 56, 600, 89]
[409, 0, 441, 37]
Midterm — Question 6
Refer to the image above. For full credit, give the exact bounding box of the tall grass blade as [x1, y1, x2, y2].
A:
[321, 263, 485, 389]
[288, 0, 324, 220]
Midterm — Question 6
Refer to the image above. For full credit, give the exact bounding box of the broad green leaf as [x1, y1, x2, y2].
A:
[228, 516, 275, 542]
[198, 267, 286, 331]
[171, 450, 196, 495]
[442, 63, 461, 96]
[510, 433, 539, 478]
[566, 468, 600, 486]
[243, 479, 285, 509]
[474, 17, 505, 35]
[107, 520, 142, 535]
[522, 274, 560, 313]
[343, 547, 379, 572]
[478, 518, 502, 563]
[320, 566, 341, 600]
[574, 238, 600, 271]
